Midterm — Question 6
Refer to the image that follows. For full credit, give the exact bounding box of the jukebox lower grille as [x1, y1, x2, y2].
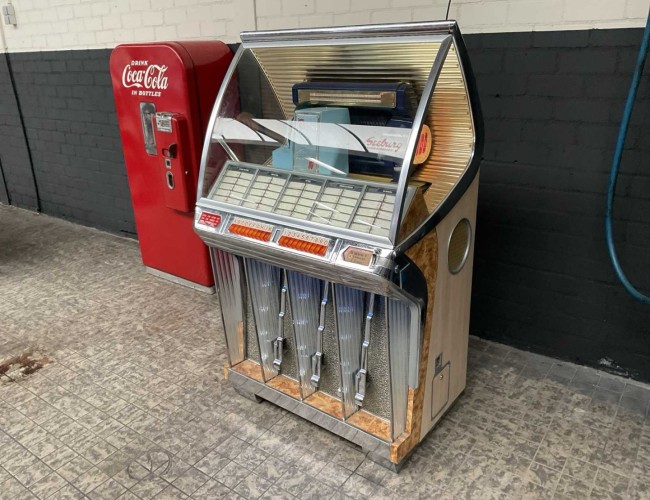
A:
[215, 250, 415, 441]
[335, 284, 366, 418]
[245, 260, 281, 380]
[286, 271, 321, 397]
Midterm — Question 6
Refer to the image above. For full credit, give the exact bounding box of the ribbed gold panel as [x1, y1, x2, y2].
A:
[250, 39, 474, 226]
[414, 44, 474, 212]
[251, 42, 442, 120]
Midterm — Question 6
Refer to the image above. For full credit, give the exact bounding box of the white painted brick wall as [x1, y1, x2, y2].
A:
[1, 0, 649, 53]
[2, 0, 255, 52]
[259, 0, 650, 34]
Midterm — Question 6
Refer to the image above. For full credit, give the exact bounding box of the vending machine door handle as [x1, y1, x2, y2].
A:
[163, 144, 178, 158]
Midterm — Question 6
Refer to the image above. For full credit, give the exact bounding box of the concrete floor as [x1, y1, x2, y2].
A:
[1, 204, 650, 500]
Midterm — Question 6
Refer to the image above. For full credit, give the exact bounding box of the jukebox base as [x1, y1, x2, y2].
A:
[227, 365, 403, 470]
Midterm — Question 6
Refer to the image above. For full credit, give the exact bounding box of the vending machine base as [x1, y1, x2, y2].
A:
[145, 267, 215, 294]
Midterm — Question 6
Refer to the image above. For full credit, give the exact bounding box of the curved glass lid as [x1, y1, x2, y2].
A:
[199, 38, 451, 245]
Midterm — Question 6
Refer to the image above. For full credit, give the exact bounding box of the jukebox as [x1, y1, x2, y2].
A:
[194, 21, 483, 468]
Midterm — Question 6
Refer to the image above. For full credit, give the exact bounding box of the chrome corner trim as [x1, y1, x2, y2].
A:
[196, 45, 245, 203]
[389, 35, 453, 243]
[199, 231, 394, 294]
[202, 198, 393, 249]
[209, 250, 246, 366]
[240, 21, 457, 43]
[395, 29, 483, 255]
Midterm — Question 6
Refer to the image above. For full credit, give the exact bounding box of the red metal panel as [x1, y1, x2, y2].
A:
[110, 42, 232, 287]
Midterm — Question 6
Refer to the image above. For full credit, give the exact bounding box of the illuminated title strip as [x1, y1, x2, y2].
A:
[228, 217, 273, 242]
[278, 229, 330, 257]
[296, 90, 397, 108]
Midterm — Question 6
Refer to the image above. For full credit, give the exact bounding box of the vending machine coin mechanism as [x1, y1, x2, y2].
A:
[194, 21, 483, 469]
[110, 42, 233, 291]
[153, 112, 196, 213]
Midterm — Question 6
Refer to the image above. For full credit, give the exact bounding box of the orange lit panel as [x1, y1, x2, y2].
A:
[228, 218, 273, 242]
[278, 229, 330, 257]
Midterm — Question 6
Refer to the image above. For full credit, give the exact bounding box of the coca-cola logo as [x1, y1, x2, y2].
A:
[365, 136, 403, 153]
[122, 60, 169, 97]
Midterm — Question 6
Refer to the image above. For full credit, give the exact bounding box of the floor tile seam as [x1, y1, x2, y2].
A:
[2, 438, 55, 489]
[435, 442, 481, 494]
[0, 418, 54, 469]
[524, 423, 557, 493]
[8, 391, 76, 434]
[549, 441, 572, 499]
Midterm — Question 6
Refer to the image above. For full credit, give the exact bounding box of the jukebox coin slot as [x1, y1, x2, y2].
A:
[341, 246, 377, 268]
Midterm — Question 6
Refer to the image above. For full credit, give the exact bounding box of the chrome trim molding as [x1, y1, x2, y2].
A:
[240, 21, 457, 43]
[395, 25, 484, 254]
[196, 45, 245, 201]
[389, 35, 452, 243]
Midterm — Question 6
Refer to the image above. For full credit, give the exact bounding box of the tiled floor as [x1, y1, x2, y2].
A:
[1, 204, 650, 500]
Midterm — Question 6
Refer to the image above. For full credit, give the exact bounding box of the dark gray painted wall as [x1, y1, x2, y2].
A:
[0, 29, 649, 378]
[466, 29, 650, 378]
[2, 49, 135, 235]
[0, 53, 38, 209]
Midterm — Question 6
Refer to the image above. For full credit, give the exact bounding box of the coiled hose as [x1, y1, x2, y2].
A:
[605, 9, 650, 304]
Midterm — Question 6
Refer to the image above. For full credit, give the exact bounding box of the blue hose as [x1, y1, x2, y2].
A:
[605, 10, 650, 305]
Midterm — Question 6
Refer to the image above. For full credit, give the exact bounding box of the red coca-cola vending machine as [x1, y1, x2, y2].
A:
[110, 42, 232, 291]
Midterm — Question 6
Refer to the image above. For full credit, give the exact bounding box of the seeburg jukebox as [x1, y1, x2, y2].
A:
[194, 21, 483, 469]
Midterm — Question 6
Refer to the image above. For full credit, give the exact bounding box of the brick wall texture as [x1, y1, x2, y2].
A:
[1, 27, 650, 379]
[5, 50, 136, 235]
[1, 0, 256, 52]
[1, 0, 647, 52]
[466, 29, 650, 378]
[0, 54, 38, 208]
